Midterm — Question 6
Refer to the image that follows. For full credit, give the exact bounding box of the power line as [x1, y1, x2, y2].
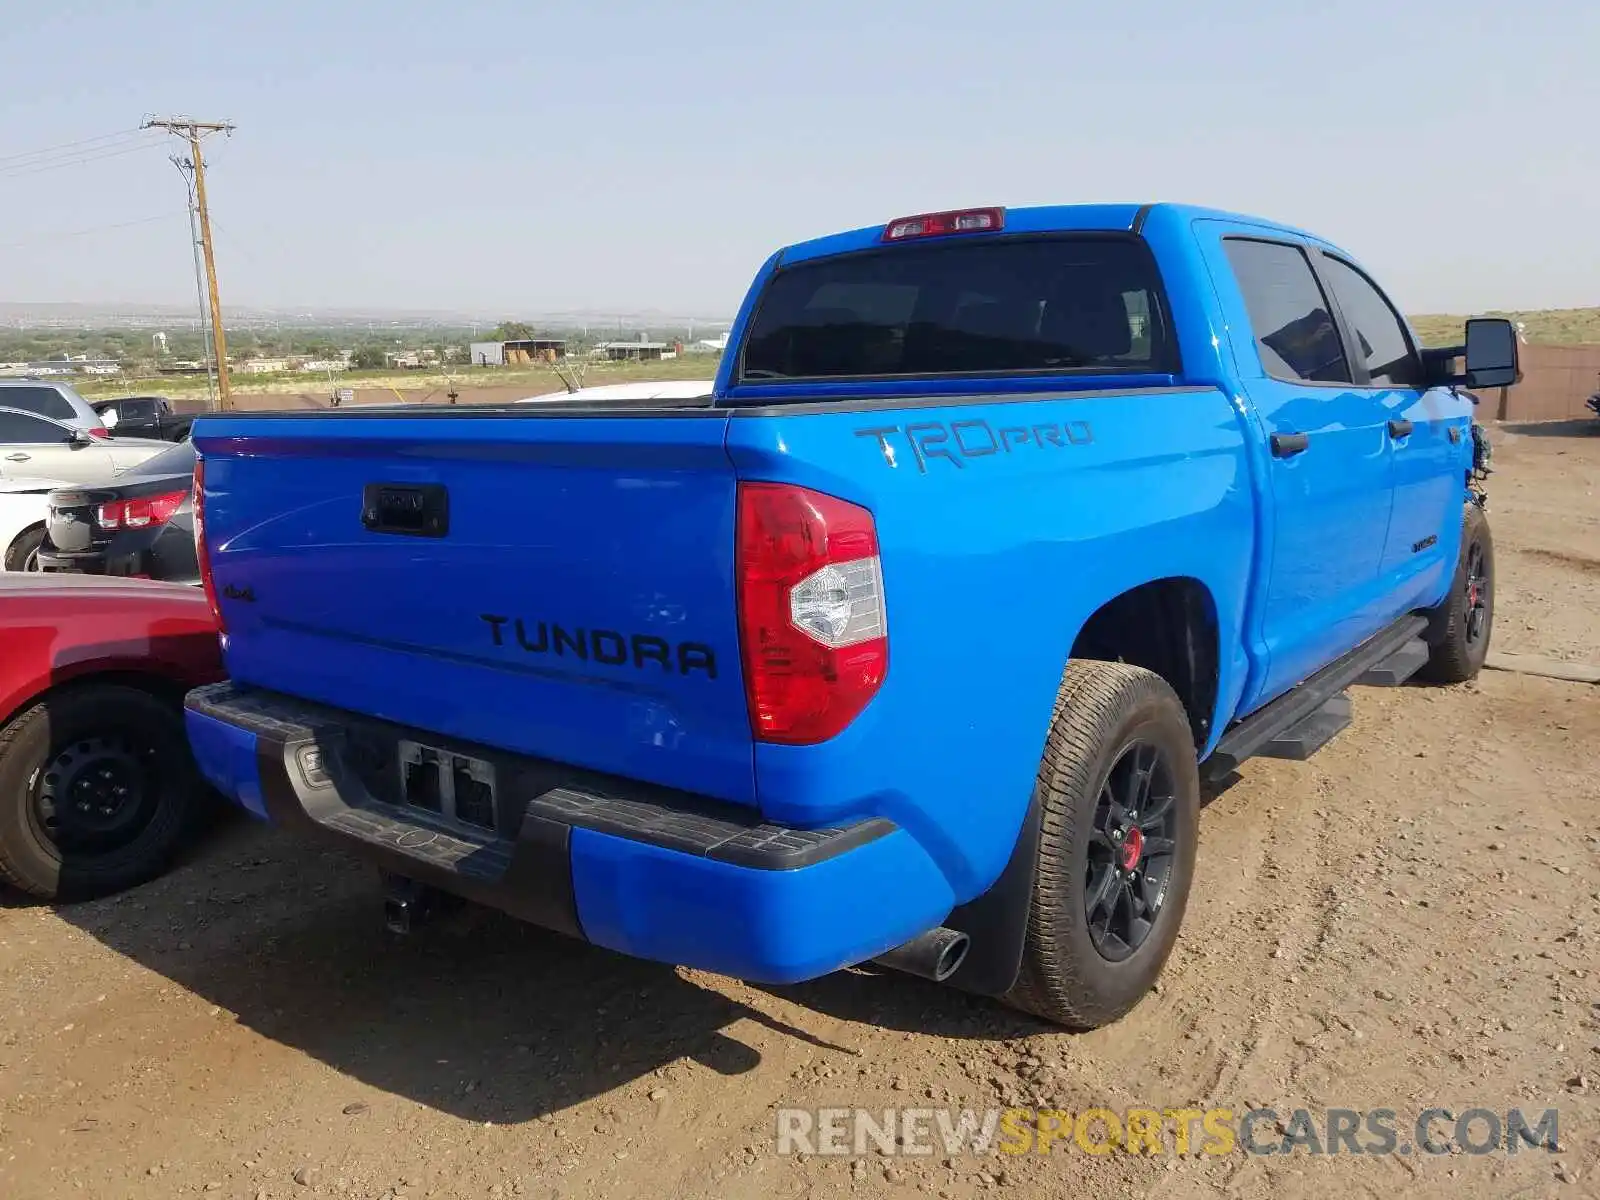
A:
[0, 136, 167, 182]
[0, 212, 185, 252]
[0, 127, 151, 167]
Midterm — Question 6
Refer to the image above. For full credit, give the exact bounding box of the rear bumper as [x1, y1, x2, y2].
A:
[39, 522, 199, 584]
[183, 683, 954, 983]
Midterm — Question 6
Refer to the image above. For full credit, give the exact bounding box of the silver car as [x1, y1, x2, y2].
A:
[0, 379, 108, 435]
[0, 407, 169, 484]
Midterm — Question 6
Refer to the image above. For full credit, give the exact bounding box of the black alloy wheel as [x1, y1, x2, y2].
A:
[1084, 740, 1179, 962]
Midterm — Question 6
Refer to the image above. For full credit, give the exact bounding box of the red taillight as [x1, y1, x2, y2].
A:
[87, 426, 110, 439]
[882, 207, 1005, 242]
[97, 489, 187, 530]
[193, 457, 224, 632]
[736, 483, 887, 745]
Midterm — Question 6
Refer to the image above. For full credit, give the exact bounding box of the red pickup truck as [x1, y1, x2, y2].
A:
[0, 575, 222, 899]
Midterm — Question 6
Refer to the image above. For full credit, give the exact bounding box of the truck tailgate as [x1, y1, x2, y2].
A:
[193, 408, 754, 804]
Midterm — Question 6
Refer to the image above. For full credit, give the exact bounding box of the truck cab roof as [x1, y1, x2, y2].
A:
[774, 202, 1327, 267]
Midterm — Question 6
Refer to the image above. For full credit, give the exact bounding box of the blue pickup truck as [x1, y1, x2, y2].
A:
[183, 203, 1516, 1029]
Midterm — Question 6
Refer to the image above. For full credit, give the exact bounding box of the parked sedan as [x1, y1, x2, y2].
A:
[0, 573, 222, 899]
[0, 477, 69, 571]
[0, 407, 169, 484]
[39, 440, 198, 583]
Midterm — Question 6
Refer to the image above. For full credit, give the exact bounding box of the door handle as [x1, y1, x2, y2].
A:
[4, 452, 30, 462]
[1270, 432, 1310, 458]
[1387, 419, 1414, 439]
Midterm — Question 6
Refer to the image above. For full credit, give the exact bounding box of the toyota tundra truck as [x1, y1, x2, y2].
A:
[182, 203, 1515, 1029]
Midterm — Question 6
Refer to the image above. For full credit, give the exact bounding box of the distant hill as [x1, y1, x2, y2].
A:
[1410, 307, 1600, 348]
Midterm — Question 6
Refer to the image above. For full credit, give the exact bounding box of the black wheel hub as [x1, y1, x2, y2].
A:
[1464, 540, 1489, 644]
[1085, 740, 1179, 962]
[33, 735, 161, 849]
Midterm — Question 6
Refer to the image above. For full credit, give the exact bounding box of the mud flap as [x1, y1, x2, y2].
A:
[940, 791, 1041, 997]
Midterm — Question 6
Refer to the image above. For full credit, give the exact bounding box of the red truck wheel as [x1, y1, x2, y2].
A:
[0, 685, 203, 900]
[1003, 661, 1200, 1029]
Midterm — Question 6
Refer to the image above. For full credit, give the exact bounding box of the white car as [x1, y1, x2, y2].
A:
[0, 407, 169, 485]
[516, 380, 716, 405]
[0, 477, 67, 571]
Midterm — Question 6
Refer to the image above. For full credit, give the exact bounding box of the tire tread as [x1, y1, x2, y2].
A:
[1003, 660, 1198, 1029]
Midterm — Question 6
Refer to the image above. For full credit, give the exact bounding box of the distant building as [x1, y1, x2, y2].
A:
[594, 339, 678, 362]
[236, 357, 292, 374]
[301, 359, 348, 373]
[469, 339, 567, 367]
[5, 358, 121, 376]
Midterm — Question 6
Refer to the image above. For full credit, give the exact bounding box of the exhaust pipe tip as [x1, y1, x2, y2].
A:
[871, 926, 970, 984]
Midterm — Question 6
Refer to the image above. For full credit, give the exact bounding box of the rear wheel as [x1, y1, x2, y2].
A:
[0, 685, 202, 900]
[1419, 504, 1494, 684]
[1002, 661, 1200, 1029]
[4, 525, 45, 572]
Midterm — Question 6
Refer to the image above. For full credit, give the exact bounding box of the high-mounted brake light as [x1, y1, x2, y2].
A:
[736, 483, 887, 745]
[97, 489, 187, 530]
[882, 207, 1005, 242]
[193, 457, 224, 633]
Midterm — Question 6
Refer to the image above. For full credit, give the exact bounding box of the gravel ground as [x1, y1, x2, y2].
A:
[1, 420, 1597, 1200]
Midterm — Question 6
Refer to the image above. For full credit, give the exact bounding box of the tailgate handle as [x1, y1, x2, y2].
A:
[362, 483, 449, 537]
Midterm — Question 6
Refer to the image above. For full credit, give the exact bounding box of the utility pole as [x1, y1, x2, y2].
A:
[169, 155, 218, 408]
[144, 116, 234, 408]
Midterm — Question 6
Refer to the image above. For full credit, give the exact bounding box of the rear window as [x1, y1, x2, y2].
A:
[0, 385, 78, 421]
[739, 235, 1176, 382]
[126, 439, 195, 478]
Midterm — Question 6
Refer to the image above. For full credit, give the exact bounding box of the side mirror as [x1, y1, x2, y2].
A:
[1463, 318, 1520, 389]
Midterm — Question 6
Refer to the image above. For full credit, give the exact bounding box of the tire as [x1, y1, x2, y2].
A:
[1418, 504, 1494, 684]
[0, 684, 202, 900]
[4, 525, 45, 572]
[1002, 661, 1201, 1030]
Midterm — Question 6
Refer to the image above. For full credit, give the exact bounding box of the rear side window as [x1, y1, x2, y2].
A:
[1223, 239, 1351, 385]
[0, 410, 70, 443]
[0, 386, 77, 421]
[1318, 256, 1420, 387]
[127, 439, 195, 477]
[739, 236, 1176, 382]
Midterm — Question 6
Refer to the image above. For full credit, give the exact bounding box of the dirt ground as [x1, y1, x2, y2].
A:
[1, 422, 1597, 1200]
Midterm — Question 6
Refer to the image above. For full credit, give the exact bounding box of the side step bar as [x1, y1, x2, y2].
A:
[1257, 692, 1352, 762]
[1204, 616, 1428, 783]
[1358, 637, 1430, 687]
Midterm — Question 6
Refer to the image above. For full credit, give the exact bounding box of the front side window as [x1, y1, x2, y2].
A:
[739, 235, 1176, 382]
[1319, 256, 1420, 388]
[1223, 239, 1351, 385]
[0, 410, 71, 444]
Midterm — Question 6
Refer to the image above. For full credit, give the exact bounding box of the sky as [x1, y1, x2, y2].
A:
[0, 0, 1594, 320]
